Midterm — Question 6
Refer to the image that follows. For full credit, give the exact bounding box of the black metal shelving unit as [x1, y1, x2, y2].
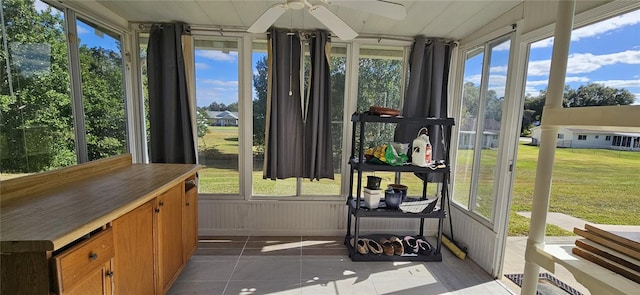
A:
[345, 112, 455, 262]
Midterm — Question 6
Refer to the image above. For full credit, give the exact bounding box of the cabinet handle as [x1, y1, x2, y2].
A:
[89, 253, 98, 260]
[159, 201, 165, 207]
[186, 202, 190, 206]
[155, 208, 160, 213]
[106, 271, 114, 278]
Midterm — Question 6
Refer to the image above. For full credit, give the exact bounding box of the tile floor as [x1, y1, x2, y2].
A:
[169, 236, 514, 295]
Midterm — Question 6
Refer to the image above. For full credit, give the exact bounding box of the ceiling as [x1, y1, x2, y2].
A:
[94, 0, 523, 40]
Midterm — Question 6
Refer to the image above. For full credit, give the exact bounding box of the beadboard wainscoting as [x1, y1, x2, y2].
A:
[198, 199, 442, 237]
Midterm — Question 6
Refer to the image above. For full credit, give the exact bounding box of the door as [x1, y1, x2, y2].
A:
[64, 260, 113, 295]
[183, 179, 198, 261]
[157, 184, 184, 293]
[112, 200, 156, 295]
[451, 30, 522, 276]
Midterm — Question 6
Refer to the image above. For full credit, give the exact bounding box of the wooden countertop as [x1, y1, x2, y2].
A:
[1, 157, 200, 252]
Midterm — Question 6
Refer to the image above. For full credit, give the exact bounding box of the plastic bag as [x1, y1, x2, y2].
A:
[365, 143, 408, 166]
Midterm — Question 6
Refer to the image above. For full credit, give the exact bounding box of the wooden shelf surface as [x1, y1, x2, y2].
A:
[1, 161, 200, 252]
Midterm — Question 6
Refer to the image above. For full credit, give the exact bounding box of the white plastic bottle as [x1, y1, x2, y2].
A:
[412, 128, 432, 167]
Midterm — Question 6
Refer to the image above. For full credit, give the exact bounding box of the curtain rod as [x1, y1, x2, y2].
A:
[134, 23, 457, 45]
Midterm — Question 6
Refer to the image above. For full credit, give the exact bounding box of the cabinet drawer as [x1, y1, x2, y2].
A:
[54, 228, 115, 293]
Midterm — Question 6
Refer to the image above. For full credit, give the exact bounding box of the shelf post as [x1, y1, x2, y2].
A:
[522, 1, 575, 294]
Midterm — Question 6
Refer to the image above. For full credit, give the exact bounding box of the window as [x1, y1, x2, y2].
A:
[578, 135, 587, 140]
[76, 18, 127, 162]
[193, 37, 240, 194]
[558, 134, 564, 139]
[356, 45, 406, 192]
[606, 136, 611, 141]
[251, 39, 349, 197]
[454, 34, 512, 221]
[1, 1, 128, 178]
[1, 1, 76, 179]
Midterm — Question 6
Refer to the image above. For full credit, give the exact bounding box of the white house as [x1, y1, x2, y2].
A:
[206, 110, 239, 126]
[531, 127, 640, 151]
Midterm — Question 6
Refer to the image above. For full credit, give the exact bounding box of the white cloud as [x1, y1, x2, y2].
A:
[202, 79, 238, 87]
[591, 79, 640, 89]
[196, 51, 237, 62]
[527, 50, 640, 76]
[525, 77, 590, 89]
[195, 63, 210, 70]
[531, 10, 640, 49]
[633, 93, 640, 105]
[76, 25, 89, 35]
[490, 65, 508, 73]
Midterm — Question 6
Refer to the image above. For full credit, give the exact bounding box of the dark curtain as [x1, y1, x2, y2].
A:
[263, 28, 304, 179]
[303, 31, 334, 180]
[147, 23, 196, 164]
[394, 37, 453, 180]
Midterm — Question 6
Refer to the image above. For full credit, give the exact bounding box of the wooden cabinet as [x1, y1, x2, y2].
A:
[0, 155, 200, 295]
[53, 228, 115, 295]
[183, 177, 198, 261]
[112, 200, 156, 295]
[157, 184, 184, 293]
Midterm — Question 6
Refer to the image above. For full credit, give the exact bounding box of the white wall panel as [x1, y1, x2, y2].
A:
[199, 199, 441, 237]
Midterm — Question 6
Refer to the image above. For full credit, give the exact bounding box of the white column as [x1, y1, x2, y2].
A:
[521, 1, 575, 294]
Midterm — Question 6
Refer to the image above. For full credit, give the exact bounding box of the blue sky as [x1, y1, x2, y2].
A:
[465, 9, 640, 104]
[38, 0, 638, 106]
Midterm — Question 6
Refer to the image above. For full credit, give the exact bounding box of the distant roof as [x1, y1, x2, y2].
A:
[530, 126, 640, 136]
[206, 111, 239, 120]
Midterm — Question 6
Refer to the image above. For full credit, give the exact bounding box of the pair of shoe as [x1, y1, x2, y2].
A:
[351, 238, 383, 255]
[379, 236, 404, 256]
[403, 236, 432, 255]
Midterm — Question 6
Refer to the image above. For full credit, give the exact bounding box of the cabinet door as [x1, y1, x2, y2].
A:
[112, 201, 155, 295]
[157, 184, 184, 293]
[64, 260, 113, 295]
[183, 184, 198, 261]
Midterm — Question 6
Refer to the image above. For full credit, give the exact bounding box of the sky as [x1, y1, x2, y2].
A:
[36, 0, 639, 106]
[465, 9, 640, 105]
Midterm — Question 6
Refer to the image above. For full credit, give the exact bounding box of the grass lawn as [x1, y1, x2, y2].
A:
[199, 126, 639, 236]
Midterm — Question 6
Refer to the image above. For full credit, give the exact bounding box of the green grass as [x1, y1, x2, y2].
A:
[509, 144, 640, 236]
[198, 127, 639, 236]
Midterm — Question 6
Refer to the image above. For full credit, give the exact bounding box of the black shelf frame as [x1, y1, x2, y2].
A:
[345, 112, 454, 262]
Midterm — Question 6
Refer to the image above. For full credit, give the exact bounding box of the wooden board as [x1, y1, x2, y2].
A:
[572, 247, 640, 284]
[584, 224, 640, 251]
[575, 239, 640, 273]
[574, 227, 640, 261]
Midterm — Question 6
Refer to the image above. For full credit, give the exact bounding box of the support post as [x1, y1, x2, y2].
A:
[521, 1, 575, 294]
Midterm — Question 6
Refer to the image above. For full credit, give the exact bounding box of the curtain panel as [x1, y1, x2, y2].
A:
[263, 28, 334, 181]
[263, 28, 304, 180]
[303, 30, 334, 180]
[394, 37, 453, 181]
[147, 23, 196, 164]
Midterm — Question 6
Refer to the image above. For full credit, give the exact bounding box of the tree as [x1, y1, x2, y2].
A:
[252, 56, 268, 150]
[1, 0, 127, 172]
[196, 108, 210, 146]
[521, 83, 635, 135]
[565, 83, 635, 107]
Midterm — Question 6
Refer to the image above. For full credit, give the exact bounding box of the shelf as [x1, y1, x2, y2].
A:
[347, 199, 445, 218]
[344, 235, 442, 262]
[351, 112, 455, 125]
[349, 158, 450, 173]
[527, 242, 638, 295]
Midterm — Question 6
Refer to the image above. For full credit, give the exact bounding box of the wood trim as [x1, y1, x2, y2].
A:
[1, 154, 132, 203]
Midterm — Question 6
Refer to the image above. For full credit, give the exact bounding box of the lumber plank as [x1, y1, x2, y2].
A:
[572, 247, 640, 284]
[575, 239, 640, 273]
[574, 227, 640, 261]
[584, 224, 640, 251]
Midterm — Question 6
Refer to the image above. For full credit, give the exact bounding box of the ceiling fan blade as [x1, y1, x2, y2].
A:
[330, 0, 406, 20]
[247, 4, 288, 33]
[308, 5, 358, 40]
